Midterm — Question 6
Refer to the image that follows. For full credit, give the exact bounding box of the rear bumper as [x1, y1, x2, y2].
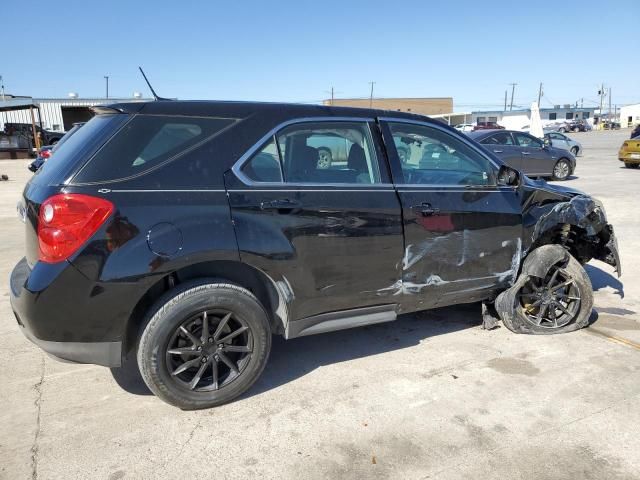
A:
[19, 324, 121, 367]
[619, 152, 640, 164]
[10, 257, 123, 367]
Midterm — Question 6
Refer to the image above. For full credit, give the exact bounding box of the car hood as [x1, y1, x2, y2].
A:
[522, 175, 585, 199]
[518, 175, 621, 277]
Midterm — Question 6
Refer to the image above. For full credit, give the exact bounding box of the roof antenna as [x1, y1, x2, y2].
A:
[138, 66, 170, 101]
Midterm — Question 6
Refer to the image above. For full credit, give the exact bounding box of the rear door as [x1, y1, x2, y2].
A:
[226, 118, 404, 327]
[513, 132, 555, 176]
[478, 131, 522, 170]
[380, 119, 523, 312]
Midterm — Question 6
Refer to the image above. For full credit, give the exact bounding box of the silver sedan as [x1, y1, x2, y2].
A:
[545, 132, 582, 156]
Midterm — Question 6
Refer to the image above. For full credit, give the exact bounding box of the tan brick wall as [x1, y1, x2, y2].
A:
[323, 97, 453, 116]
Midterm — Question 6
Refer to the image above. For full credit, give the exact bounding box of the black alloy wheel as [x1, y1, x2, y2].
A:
[518, 264, 581, 329]
[137, 281, 271, 409]
[166, 309, 253, 392]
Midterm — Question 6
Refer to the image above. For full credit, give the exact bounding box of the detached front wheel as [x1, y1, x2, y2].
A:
[137, 281, 271, 409]
[497, 245, 593, 334]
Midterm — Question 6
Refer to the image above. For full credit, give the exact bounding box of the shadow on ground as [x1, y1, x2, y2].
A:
[110, 302, 484, 398]
[585, 263, 624, 298]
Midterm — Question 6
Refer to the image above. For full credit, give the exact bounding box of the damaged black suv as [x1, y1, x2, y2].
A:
[10, 101, 621, 409]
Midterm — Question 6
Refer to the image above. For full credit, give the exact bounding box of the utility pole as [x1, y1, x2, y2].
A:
[104, 75, 109, 99]
[368, 81, 376, 109]
[324, 87, 342, 106]
[598, 82, 605, 118]
[0, 74, 5, 101]
[504, 90, 507, 111]
[537, 82, 543, 106]
[509, 83, 517, 111]
[608, 87, 612, 120]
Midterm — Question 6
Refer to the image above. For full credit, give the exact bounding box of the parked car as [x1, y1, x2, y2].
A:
[10, 101, 620, 409]
[630, 124, 640, 139]
[454, 123, 474, 132]
[565, 120, 588, 132]
[544, 122, 571, 133]
[618, 137, 640, 168]
[27, 122, 86, 172]
[468, 129, 576, 180]
[473, 122, 505, 131]
[28, 146, 54, 172]
[4, 122, 65, 146]
[545, 132, 582, 156]
[601, 121, 621, 130]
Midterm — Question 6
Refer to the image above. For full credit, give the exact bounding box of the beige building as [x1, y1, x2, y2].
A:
[323, 97, 453, 116]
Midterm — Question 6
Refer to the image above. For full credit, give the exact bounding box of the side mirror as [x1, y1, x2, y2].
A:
[497, 165, 520, 186]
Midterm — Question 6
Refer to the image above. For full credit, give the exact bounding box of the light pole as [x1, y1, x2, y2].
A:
[104, 75, 109, 99]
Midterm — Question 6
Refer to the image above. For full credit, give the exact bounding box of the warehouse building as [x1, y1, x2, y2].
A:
[322, 97, 453, 116]
[470, 106, 598, 130]
[620, 103, 640, 128]
[0, 94, 150, 132]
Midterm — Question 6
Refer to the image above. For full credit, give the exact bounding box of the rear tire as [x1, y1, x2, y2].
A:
[137, 280, 271, 409]
[552, 158, 571, 180]
[625, 162, 639, 169]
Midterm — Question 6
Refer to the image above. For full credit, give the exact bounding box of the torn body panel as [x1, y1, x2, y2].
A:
[521, 180, 621, 276]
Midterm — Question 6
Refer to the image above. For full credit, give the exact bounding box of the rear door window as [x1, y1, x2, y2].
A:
[73, 115, 236, 183]
[481, 132, 514, 145]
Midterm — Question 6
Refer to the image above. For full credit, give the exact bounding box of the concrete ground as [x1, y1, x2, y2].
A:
[1, 130, 639, 480]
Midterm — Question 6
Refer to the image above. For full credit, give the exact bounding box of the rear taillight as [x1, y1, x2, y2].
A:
[40, 150, 51, 159]
[38, 194, 114, 263]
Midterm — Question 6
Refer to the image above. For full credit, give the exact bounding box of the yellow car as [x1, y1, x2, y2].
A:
[619, 137, 640, 168]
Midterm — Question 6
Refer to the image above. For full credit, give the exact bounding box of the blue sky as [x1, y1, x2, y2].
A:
[2, 0, 638, 111]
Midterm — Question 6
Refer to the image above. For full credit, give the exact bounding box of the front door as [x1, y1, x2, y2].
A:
[381, 119, 523, 312]
[513, 131, 555, 176]
[225, 118, 404, 325]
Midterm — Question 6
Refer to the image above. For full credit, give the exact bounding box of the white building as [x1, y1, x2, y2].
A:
[471, 106, 597, 130]
[0, 95, 150, 132]
[620, 103, 640, 128]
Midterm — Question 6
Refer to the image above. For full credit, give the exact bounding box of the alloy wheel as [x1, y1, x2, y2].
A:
[554, 160, 570, 180]
[518, 265, 581, 329]
[165, 310, 253, 392]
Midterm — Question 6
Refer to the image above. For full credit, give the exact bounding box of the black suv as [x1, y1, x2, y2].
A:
[10, 101, 621, 409]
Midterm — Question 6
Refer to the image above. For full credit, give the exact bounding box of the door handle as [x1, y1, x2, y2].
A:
[493, 149, 503, 153]
[411, 202, 440, 216]
[260, 198, 301, 210]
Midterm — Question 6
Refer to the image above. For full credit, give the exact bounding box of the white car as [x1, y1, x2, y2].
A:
[454, 123, 474, 132]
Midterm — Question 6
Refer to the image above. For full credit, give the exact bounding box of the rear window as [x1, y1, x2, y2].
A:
[32, 114, 128, 186]
[72, 115, 236, 183]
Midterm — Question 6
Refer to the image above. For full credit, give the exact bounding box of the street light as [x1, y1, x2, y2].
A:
[104, 76, 109, 99]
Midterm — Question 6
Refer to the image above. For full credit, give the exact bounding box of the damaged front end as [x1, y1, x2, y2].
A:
[522, 182, 621, 277]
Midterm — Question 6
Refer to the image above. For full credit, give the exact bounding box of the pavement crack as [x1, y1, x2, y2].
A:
[30, 355, 45, 480]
